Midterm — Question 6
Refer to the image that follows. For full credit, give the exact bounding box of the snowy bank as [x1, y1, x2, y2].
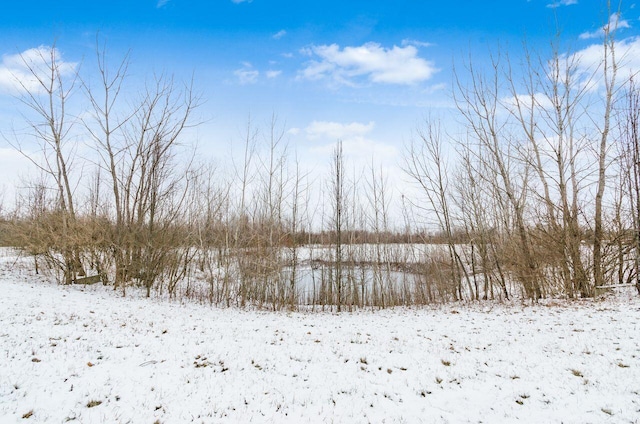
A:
[1, 252, 639, 423]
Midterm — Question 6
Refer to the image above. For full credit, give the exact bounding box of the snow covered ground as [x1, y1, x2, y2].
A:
[1, 250, 639, 423]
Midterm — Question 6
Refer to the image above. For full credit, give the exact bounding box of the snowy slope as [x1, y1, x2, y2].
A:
[1, 251, 639, 423]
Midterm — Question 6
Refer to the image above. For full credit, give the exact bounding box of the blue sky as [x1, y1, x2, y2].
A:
[0, 0, 638, 204]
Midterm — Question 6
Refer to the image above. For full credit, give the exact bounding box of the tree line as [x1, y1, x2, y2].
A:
[2, 15, 640, 308]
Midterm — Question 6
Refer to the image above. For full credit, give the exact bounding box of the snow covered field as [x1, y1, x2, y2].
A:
[1, 251, 640, 423]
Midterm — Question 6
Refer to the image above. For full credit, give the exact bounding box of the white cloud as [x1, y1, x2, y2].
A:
[273, 30, 287, 40]
[299, 42, 437, 86]
[303, 120, 397, 159]
[502, 92, 554, 114]
[0, 46, 77, 94]
[234, 63, 259, 85]
[266, 70, 282, 79]
[546, 0, 578, 8]
[401, 39, 433, 48]
[502, 36, 630, 102]
[584, 36, 640, 73]
[305, 120, 375, 140]
[579, 13, 630, 40]
[423, 83, 447, 95]
[156, 0, 170, 8]
[565, 35, 640, 92]
[309, 137, 397, 159]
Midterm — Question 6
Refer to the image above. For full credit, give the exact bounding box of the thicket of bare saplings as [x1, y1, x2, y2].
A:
[3, 20, 640, 309]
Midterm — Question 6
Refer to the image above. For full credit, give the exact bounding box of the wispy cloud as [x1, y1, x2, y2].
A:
[273, 30, 287, 40]
[231, 0, 252, 3]
[422, 83, 446, 95]
[234, 62, 259, 84]
[299, 42, 437, 86]
[546, 0, 578, 8]
[401, 39, 433, 48]
[156, 0, 171, 8]
[504, 34, 640, 104]
[502, 92, 555, 113]
[0, 46, 77, 94]
[304, 120, 397, 159]
[568, 35, 640, 91]
[306, 120, 375, 140]
[579, 13, 630, 40]
[266, 70, 282, 79]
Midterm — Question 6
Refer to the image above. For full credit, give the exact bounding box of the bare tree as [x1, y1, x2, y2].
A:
[82, 41, 201, 296]
[82, 39, 133, 291]
[620, 76, 640, 294]
[366, 159, 392, 307]
[231, 116, 258, 306]
[255, 115, 289, 309]
[329, 140, 347, 311]
[454, 54, 541, 300]
[455, 138, 510, 300]
[404, 119, 472, 301]
[8, 44, 85, 284]
[593, 5, 620, 290]
[286, 153, 309, 308]
[505, 41, 591, 297]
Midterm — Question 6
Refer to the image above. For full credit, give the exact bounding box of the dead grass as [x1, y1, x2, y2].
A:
[86, 400, 102, 408]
